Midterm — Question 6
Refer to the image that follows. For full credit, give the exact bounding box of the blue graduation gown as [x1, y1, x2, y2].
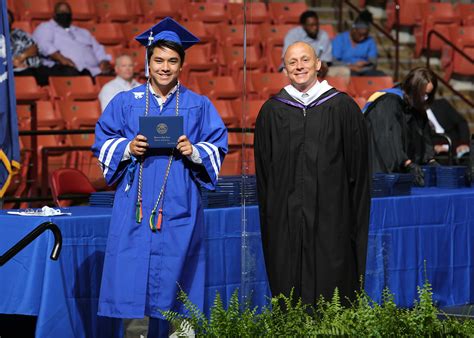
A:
[92, 84, 228, 319]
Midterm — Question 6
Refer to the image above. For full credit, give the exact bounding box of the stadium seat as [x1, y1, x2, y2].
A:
[52, 0, 96, 22]
[181, 21, 215, 59]
[442, 26, 474, 81]
[14, 76, 48, 102]
[219, 150, 241, 176]
[95, 0, 136, 23]
[320, 24, 336, 40]
[184, 3, 227, 24]
[260, 24, 294, 65]
[456, 3, 474, 26]
[139, 0, 180, 22]
[250, 73, 289, 100]
[56, 100, 101, 129]
[95, 75, 115, 88]
[269, 46, 283, 72]
[353, 97, 367, 110]
[12, 21, 33, 34]
[386, 0, 429, 31]
[86, 23, 125, 46]
[49, 168, 96, 207]
[268, 3, 308, 24]
[216, 24, 260, 48]
[49, 76, 99, 101]
[221, 46, 265, 83]
[227, 2, 269, 25]
[211, 100, 238, 127]
[122, 23, 152, 48]
[196, 76, 240, 100]
[349, 76, 395, 99]
[181, 46, 218, 86]
[17, 100, 64, 130]
[325, 76, 351, 93]
[243, 147, 255, 175]
[414, 3, 461, 57]
[14, 0, 53, 21]
[231, 100, 265, 127]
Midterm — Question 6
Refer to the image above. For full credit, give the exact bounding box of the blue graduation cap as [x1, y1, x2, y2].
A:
[135, 17, 200, 50]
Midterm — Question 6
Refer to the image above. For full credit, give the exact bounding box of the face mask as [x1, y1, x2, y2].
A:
[54, 12, 72, 28]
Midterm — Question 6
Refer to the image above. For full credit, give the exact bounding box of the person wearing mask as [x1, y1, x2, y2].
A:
[7, 9, 50, 85]
[364, 67, 439, 186]
[254, 41, 370, 306]
[332, 10, 385, 76]
[32, 1, 112, 77]
[98, 54, 141, 111]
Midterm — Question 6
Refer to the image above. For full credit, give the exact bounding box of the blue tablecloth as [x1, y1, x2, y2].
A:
[1, 187, 473, 337]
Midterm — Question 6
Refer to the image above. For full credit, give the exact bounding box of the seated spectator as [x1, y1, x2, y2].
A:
[364, 67, 439, 186]
[32, 1, 112, 78]
[8, 9, 50, 86]
[427, 98, 470, 160]
[98, 54, 141, 111]
[282, 11, 334, 77]
[332, 10, 385, 76]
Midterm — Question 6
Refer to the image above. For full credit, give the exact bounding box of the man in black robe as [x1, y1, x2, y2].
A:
[254, 42, 370, 306]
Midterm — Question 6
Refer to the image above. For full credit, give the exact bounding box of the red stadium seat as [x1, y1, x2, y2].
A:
[12, 21, 33, 34]
[349, 76, 395, 99]
[260, 24, 294, 66]
[86, 23, 125, 46]
[139, 0, 180, 22]
[181, 21, 215, 59]
[243, 147, 255, 175]
[221, 46, 265, 83]
[386, 0, 429, 31]
[181, 46, 218, 87]
[184, 3, 227, 24]
[269, 46, 283, 72]
[95, 0, 136, 23]
[219, 150, 241, 176]
[49, 76, 99, 101]
[122, 23, 152, 48]
[95, 75, 115, 88]
[320, 24, 336, 40]
[196, 76, 240, 100]
[442, 26, 474, 81]
[51, 0, 96, 22]
[17, 100, 64, 130]
[227, 3, 269, 25]
[353, 97, 367, 110]
[216, 24, 260, 48]
[268, 3, 308, 24]
[250, 73, 290, 100]
[50, 168, 96, 207]
[211, 100, 238, 127]
[325, 76, 351, 93]
[14, 76, 48, 101]
[14, 0, 53, 21]
[456, 3, 474, 26]
[414, 3, 461, 57]
[231, 100, 265, 127]
[56, 100, 101, 129]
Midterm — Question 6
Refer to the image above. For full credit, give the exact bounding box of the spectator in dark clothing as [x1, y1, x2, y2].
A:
[7, 9, 50, 85]
[427, 98, 470, 160]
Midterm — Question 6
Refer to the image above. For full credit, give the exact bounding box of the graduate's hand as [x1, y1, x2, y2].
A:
[130, 134, 148, 156]
[176, 135, 193, 156]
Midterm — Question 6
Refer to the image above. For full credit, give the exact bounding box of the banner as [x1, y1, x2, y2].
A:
[0, 0, 20, 198]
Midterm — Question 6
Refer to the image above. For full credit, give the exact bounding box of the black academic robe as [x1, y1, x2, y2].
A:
[254, 88, 370, 305]
[365, 93, 435, 174]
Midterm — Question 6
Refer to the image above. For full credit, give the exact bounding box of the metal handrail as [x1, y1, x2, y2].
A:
[426, 29, 474, 110]
[0, 221, 62, 266]
[338, 0, 400, 81]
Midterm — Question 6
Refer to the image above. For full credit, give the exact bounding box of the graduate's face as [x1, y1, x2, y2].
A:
[283, 42, 321, 92]
[148, 47, 182, 89]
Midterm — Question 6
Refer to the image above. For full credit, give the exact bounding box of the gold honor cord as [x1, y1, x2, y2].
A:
[136, 81, 180, 232]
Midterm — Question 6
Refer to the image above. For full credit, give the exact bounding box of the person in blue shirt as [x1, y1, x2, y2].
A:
[332, 10, 385, 76]
[92, 17, 228, 337]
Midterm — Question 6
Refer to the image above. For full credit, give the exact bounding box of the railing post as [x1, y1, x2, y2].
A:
[394, 0, 400, 82]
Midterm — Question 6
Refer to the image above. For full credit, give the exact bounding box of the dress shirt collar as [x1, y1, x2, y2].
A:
[149, 82, 179, 111]
[284, 80, 333, 106]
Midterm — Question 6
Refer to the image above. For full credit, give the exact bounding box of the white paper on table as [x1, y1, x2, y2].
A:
[7, 206, 72, 216]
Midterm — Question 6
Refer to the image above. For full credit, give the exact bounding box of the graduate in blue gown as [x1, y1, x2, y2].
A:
[92, 18, 228, 336]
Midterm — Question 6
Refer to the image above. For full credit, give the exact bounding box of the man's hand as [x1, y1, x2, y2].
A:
[99, 60, 113, 75]
[12, 56, 27, 68]
[176, 135, 193, 156]
[58, 55, 76, 67]
[130, 134, 148, 156]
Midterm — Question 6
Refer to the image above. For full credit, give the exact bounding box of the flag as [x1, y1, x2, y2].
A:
[0, 0, 20, 198]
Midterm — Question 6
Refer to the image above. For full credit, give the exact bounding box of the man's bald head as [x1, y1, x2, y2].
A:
[283, 42, 321, 93]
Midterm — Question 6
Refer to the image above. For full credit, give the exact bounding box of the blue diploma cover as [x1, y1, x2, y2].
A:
[139, 116, 183, 148]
